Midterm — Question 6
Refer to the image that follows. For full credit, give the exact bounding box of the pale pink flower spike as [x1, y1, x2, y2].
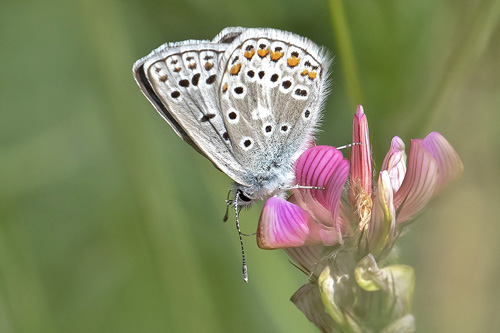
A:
[256, 105, 463, 332]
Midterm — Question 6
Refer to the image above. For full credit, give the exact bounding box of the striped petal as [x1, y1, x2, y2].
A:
[394, 139, 438, 223]
[257, 197, 325, 249]
[324, 157, 350, 239]
[292, 146, 349, 225]
[290, 192, 343, 247]
[381, 136, 407, 193]
[422, 132, 464, 194]
[350, 105, 372, 195]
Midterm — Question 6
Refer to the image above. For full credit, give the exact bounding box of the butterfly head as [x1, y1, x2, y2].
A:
[231, 169, 293, 207]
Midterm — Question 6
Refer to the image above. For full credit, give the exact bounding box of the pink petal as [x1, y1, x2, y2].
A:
[394, 139, 438, 223]
[290, 194, 343, 246]
[293, 146, 348, 225]
[294, 146, 345, 207]
[422, 132, 464, 194]
[350, 105, 372, 195]
[381, 136, 407, 193]
[257, 197, 325, 249]
[319, 226, 341, 246]
[323, 157, 350, 239]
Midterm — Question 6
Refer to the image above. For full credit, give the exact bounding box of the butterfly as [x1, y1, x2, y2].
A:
[133, 27, 331, 281]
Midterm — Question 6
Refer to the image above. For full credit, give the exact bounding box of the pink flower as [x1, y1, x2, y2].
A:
[256, 145, 350, 249]
[257, 105, 463, 257]
[256, 105, 463, 332]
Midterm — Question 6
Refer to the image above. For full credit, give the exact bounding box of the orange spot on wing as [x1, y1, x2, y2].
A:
[222, 82, 228, 93]
[287, 56, 300, 67]
[244, 50, 255, 59]
[229, 63, 241, 75]
[257, 48, 269, 58]
[308, 71, 317, 80]
[270, 50, 284, 61]
[204, 62, 214, 71]
[300, 69, 309, 76]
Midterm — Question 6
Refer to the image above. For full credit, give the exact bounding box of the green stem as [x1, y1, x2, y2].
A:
[328, 0, 363, 108]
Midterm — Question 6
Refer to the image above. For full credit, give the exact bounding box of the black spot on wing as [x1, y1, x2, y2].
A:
[200, 113, 216, 122]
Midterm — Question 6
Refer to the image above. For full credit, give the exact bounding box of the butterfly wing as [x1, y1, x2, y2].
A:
[133, 39, 251, 186]
[217, 28, 331, 183]
[212, 26, 246, 44]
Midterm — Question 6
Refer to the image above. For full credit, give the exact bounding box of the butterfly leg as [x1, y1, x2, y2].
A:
[336, 142, 361, 150]
[223, 189, 233, 222]
[284, 184, 325, 191]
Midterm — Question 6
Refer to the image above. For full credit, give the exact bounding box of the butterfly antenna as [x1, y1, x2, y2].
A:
[235, 191, 249, 283]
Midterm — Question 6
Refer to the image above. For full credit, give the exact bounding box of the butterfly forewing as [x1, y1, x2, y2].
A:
[217, 29, 331, 180]
[134, 41, 250, 185]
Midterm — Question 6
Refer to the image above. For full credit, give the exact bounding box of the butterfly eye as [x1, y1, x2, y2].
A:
[238, 191, 252, 203]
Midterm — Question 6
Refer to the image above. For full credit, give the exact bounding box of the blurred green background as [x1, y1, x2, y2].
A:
[1, 0, 499, 332]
